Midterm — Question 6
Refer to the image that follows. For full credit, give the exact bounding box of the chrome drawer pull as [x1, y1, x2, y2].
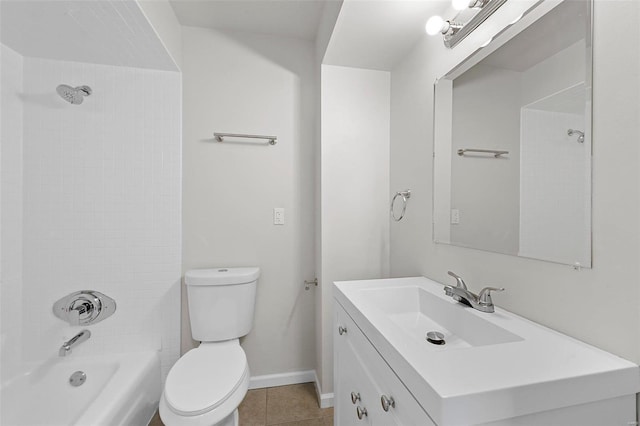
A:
[338, 325, 347, 335]
[351, 391, 361, 404]
[381, 394, 395, 411]
[356, 406, 368, 420]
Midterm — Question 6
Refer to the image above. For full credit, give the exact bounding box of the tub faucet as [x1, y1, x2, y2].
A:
[59, 329, 91, 357]
[444, 271, 504, 313]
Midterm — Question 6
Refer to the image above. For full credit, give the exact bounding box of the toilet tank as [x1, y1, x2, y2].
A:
[185, 267, 259, 342]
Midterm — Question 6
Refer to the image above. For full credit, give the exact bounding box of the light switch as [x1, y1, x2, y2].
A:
[274, 208, 285, 225]
[451, 209, 460, 225]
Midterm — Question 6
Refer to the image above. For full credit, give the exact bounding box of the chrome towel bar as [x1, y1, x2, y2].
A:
[214, 132, 277, 145]
[457, 148, 508, 158]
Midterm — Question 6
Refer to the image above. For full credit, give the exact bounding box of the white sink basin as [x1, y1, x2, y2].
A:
[334, 277, 640, 425]
[358, 285, 521, 350]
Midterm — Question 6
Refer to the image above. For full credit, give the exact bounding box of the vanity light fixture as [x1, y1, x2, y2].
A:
[425, 0, 507, 48]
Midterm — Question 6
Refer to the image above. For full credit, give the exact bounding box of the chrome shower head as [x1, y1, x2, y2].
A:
[56, 84, 92, 105]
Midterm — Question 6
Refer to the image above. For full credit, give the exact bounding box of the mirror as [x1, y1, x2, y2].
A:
[433, 0, 592, 267]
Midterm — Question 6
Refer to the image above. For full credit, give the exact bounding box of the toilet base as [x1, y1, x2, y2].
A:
[218, 409, 239, 426]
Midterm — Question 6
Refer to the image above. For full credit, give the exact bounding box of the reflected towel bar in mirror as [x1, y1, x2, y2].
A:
[214, 132, 277, 145]
[457, 148, 509, 158]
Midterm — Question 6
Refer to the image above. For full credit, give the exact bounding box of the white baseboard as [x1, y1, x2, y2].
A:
[248, 370, 316, 390]
[313, 371, 334, 409]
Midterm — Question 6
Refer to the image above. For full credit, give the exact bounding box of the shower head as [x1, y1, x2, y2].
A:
[56, 84, 92, 105]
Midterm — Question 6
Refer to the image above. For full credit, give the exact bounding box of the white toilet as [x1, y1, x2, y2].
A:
[159, 267, 260, 426]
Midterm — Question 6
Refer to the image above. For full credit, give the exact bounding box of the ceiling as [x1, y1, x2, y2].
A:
[323, 0, 449, 71]
[169, 0, 450, 72]
[483, 0, 588, 72]
[0, 1, 178, 71]
[169, 0, 328, 40]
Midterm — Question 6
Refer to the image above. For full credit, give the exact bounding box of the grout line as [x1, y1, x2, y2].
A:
[263, 386, 268, 426]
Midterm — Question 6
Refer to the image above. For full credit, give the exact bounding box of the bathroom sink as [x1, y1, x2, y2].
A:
[358, 285, 521, 349]
[334, 277, 640, 425]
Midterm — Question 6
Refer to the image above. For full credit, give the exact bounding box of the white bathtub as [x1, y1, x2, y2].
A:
[1, 351, 161, 426]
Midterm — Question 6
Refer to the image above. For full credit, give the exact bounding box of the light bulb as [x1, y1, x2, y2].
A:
[452, 0, 471, 10]
[426, 15, 445, 35]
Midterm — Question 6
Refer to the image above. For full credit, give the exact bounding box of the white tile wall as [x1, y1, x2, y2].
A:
[9, 55, 181, 380]
[1, 43, 24, 383]
[519, 108, 590, 266]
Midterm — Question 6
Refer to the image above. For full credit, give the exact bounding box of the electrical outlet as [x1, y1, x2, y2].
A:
[274, 208, 285, 225]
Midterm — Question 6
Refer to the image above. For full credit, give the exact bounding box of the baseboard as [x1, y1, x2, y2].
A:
[248, 370, 316, 390]
[313, 371, 334, 408]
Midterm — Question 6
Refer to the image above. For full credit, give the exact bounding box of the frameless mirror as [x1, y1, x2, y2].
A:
[433, 0, 592, 267]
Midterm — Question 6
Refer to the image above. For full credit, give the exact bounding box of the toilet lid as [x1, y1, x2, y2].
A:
[165, 342, 248, 416]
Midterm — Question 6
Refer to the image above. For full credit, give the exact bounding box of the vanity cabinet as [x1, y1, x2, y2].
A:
[334, 277, 639, 426]
[334, 303, 436, 426]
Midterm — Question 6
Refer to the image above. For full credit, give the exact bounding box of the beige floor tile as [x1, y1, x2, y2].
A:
[149, 410, 164, 426]
[239, 388, 268, 426]
[322, 416, 334, 426]
[269, 417, 330, 426]
[266, 383, 328, 425]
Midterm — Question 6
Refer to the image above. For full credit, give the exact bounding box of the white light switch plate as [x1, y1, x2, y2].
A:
[451, 209, 460, 225]
[274, 208, 285, 225]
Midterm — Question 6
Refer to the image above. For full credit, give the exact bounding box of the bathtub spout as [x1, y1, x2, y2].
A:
[59, 329, 91, 357]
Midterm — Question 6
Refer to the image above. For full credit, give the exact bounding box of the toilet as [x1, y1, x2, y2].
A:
[159, 267, 260, 426]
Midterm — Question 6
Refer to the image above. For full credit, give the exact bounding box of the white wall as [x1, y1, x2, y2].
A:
[449, 64, 521, 253]
[519, 40, 589, 265]
[390, 0, 640, 364]
[181, 27, 317, 381]
[519, 108, 589, 264]
[0, 44, 24, 383]
[0, 53, 182, 382]
[318, 64, 390, 396]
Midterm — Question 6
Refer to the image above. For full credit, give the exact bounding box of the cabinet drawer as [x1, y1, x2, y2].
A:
[335, 303, 436, 426]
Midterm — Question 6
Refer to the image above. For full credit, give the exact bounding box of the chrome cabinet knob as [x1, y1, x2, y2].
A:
[380, 394, 395, 412]
[338, 325, 347, 335]
[351, 391, 361, 404]
[356, 406, 368, 420]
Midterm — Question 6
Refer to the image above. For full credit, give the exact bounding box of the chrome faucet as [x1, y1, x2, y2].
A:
[444, 271, 504, 313]
[59, 329, 91, 357]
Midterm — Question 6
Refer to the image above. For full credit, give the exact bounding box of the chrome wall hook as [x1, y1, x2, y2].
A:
[567, 129, 585, 143]
[304, 278, 318, 291]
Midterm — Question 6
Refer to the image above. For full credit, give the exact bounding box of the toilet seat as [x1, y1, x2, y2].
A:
[164, 341, 249, 417]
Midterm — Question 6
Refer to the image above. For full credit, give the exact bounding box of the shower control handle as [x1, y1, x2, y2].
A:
[53, 291, 116, 326]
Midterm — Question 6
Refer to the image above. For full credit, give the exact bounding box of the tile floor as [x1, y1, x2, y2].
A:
[150, 383, 333, 426]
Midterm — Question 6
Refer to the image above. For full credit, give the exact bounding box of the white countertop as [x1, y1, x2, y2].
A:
[334, 276, 640, 425]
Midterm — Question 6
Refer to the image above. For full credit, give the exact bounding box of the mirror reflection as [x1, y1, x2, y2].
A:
[433, 1, 592, 267]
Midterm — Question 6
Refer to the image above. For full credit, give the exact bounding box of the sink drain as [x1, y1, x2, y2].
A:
[426, 331, 445, 345]
[69, 371, 86, 387]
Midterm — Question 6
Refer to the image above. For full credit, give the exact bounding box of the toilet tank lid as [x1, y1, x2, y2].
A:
[185, 267, 260, 286]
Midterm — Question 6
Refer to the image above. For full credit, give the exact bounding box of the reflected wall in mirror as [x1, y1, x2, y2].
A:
[433, 0, 592, 267]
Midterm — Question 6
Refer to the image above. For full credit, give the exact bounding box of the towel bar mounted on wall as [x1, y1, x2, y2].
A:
[457, 148, 509, 158]
[214, 132, 277, 145]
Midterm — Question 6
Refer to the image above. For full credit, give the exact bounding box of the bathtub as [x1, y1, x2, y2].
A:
[1, 351, 161, 426]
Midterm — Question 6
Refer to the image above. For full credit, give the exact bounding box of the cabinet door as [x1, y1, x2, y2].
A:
[335, 309, 380, 425]
[335, 303, 436, 426]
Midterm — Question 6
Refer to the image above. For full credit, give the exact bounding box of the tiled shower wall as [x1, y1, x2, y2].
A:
[0, 44, 24, 382]
[519, 108, 590, 265]
[1, 49, 181, 381]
